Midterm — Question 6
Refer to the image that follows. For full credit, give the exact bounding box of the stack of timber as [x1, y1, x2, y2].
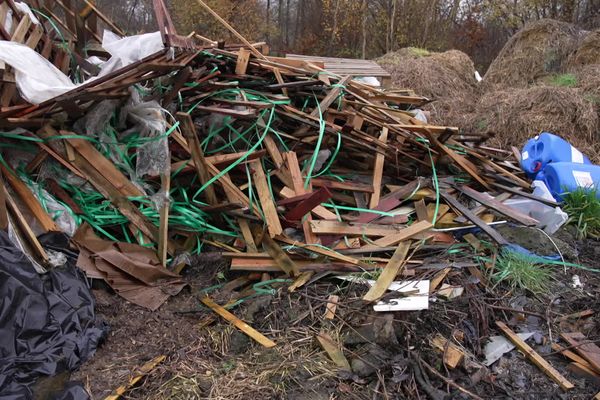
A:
[0, 0, 550, 308]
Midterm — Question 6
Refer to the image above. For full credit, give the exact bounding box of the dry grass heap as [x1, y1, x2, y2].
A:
[576, 64, 600, 104]
[483, 19, 585, 89]
[376, 20, 600, 160]
[465, 86, 600, 161]
[568, 29, 600, 69]
[477, 20, 600, 160]
[376, 48, 478, 126]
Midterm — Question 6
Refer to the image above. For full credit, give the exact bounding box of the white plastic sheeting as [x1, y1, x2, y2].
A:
[97, 31, 164, 78]
[14, 2, 40, 25]
[0, 29, 165, 104]
[0, 41, 76, 104]
[503, 180, 568, 235]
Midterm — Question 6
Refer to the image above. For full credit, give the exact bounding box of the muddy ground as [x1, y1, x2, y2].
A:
[68, 225, 600, 400]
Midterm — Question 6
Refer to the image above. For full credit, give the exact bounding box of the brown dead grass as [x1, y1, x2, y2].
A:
[567, 29, 600, 69]
[464, 86, 600, 161]
[483, 19, 585, 90]
[572, 64, 600, 108]
[377, 48, 479, 125]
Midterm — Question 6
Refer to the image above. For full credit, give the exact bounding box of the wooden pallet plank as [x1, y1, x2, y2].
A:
[560, 332, 600, 374]
[202, 296, 276, 348]
[361, 220, 432, 249]
[455, 185, 538, 226]
[497, 321, 573, 391]
[369, 127, 388, 208]
[250, 159, 282, 237]
[363, 241, 411, 302]
[177, 112, 219, 206]
[0, 164, 58, 232]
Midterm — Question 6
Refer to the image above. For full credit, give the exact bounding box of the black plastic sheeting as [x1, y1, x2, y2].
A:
[0, 231, 108, 400]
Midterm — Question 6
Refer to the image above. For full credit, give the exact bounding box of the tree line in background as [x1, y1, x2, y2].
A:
[92, 0, 599, 71]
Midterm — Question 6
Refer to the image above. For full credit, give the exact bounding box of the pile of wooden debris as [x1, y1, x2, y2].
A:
[1, 1, 599, 399]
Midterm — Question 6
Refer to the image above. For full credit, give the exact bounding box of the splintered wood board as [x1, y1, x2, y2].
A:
[560, 332, 600, 374]
[363, 241, 411, 302]
[316, 332, 351, 371]
[201, 296, 276, 348]
[309, 220, 408, 236]
[250, 159, 282, 237]
[361, 220, 432, 249]
[369, 127, 388, 208]
[497, 321, 573, 391]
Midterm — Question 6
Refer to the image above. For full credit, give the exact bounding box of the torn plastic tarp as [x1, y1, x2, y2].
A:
[0, 231, 108, 399]
[97, 30, 165, 78]
[0, 41, 76, 104]
[0, 30, 164, 104]
[121, 91, 171, 179]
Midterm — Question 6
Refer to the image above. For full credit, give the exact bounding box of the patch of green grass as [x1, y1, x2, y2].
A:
[546, 73, 578, 87]
[563, 187, 600, 239]
[408, 47, 431, 57]
[491, 249, 553, 294]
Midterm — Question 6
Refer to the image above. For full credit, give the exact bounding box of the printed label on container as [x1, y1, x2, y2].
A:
[571, 146, 584, 164]
[522, 151, 529, 160]
[572, 170, 594, 188]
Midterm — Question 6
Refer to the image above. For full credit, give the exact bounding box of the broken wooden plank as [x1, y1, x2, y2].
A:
[566, 362, 600, 386]
[309, 220, 409, 236]
[275, 235, 364, 267]
[284, 188, 332, 223]
[496, 321, 574, 391]
[430, 267, 451, 292]
[238, 219, 258, 252]
[455, 185, 538, 226]
[361, 220, 432, 249]
[414, 199, 429, 222]
[560, 332, 600, 374]
[309, 75, 353, 117]
[369, 127, 388, 208]
[250, 159, 283, 237]
[177, 112, 219, 206]
[551, 343, 596, 371]
[430, 334, 465, 369]
[157, 172, 170, 267]
[455, 192, 511, 223]
[288, 271, 314, 292]
[66, 137, 143, 197]
[4, 188, 49, 264]
[424, 130, 491, 190]
[363, 241, 411, 302]
[441, 192, 508, 245]
[280, 187, 337, 220]
[201, 296, 276, 348]
[261, 234, 300, 277]
[0, 164, 58, 232]
[316, 332, 351, 371]
[356, 179, 422, 224]
[324, 295, 339, 320]
[104, 355, 166, 400]
[235, 48, 251, 75]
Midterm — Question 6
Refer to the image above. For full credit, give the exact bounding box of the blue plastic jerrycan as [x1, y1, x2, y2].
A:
[542, 162, 600, 201]
[520, 132, 591, 179]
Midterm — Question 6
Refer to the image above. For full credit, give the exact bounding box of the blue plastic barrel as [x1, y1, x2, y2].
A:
[542, 162, 600, 200]
[520, 132, 591, 179]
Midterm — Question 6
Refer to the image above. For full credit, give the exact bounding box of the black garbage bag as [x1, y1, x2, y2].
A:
[0, 231, 108, 399]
